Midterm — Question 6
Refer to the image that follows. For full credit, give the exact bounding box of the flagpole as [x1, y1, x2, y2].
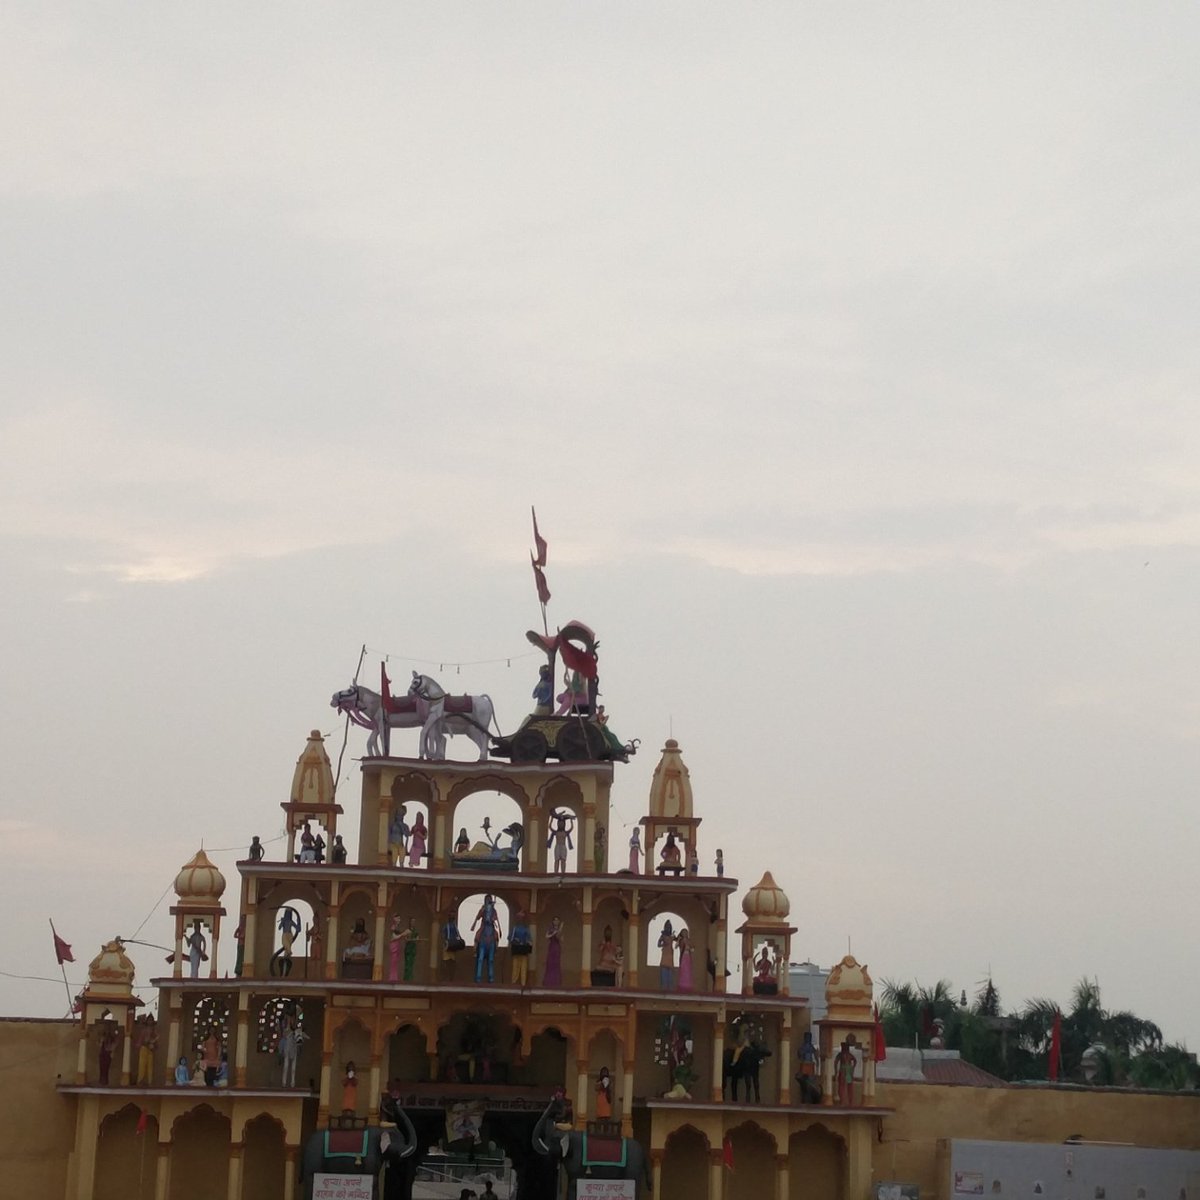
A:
[49, 919, 75, 1020]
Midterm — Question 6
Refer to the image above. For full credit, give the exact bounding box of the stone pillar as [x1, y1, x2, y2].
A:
[372, 886, 388, 983]
[711, 1022, 725, 1102]
[576, 1058, 590, 1119]
[227, 1143, 244, 1200]
[708, 1147, 725, 1200]
[319, 1051, 333, 1121]
[649, 1150, 664, 1197]
[432, 803, 448, 869]
[775, 1153, 790, 1200]
[243, 903, 258, 978]
[172, 922, 184, 980]
[75, 1031, 87, 1085]
[714, 905, 727, 994]
[580, 915, 593, 987]
[581, 804, 596, 873]
[154, 1140, 170, 1200]
[846, 1118, 872, 1200]
[165, 1019, 181, 1086]
[779, 1023, 792, 1106]
[627, 912, 640, 988]
[621, 1057, 635, 1137]
[72, 1095, 99, 1199]
[369, 1055, 383, 1122]
[235, 1006, 250, 1088]
[325, 908, 341, 983]
[283, 1146, 298, 1200]
[113, 1024, 129, 1086]
[378, 803, 391, 867]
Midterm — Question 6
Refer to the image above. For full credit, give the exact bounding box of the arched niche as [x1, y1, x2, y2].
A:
[726, 1121, 777, 1200]
[435, 1009, 521, 1086]
[254, 878, 328, 977]
[387, 1023, 431, 1085]
[644, 900, 710, 995]
[95, 1103, 156, 1200]
[451, 893, 511, 987]
[250, 996, 321, 1089]
[387, 772, 433, 869]
[168, 1105, 231, 1200]
[526, 1026, 570, 1093]
[789, 1124, 846, 1200]
[338, 886, 377, 980]
[334, 1018, 373, 1116]
[384, 887, 436, 984]
[661, 1124, 710, 1200]
[448, 786, 528, 872]
[591, 892, 630, 986]
[586, 1028, 623, 1120]
[242, 1114, 286, 1199]
[184, 995, 229, 1069]
[535, 891, 580, 988]
[536, 776, 586, 874]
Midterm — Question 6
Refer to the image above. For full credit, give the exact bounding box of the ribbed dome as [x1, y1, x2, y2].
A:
[87, 938, 136, 993]
[174, 849, 226, 905]
[291, 729, 335, 807]
[824, 954, 874, 1018]
[647, 739, 693, 820]
[741, 871, 791, 922]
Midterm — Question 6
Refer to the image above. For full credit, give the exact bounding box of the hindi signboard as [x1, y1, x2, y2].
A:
[312, 1174, 373, 1200]
[577, 1182, 636, 1200]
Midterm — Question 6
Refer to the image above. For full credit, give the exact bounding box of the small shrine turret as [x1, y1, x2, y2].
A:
[281, 729, 343, 863]
[169, 849, 226, 980]
[736, 870, 796, 997]
[817, 954, 879, 1107]
[75, 938, 143, 1085]
[640, 739, 701, 876]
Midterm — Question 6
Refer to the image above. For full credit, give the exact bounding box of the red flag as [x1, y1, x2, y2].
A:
[52, 928, 74, 964]
[532, 556, 551, 606]
[531, 506, 547, 567]
[873, 1004, 888, 1063]
[136, 1109, 149, 1135]
[722, 1134, 734, 1171]
[1048, 1009, 1062, 1080]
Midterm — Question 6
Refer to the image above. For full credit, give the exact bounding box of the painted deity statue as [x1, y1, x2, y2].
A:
[834, 1037, 858, 1106]
[407, 812, 428, 867]
[596, 925, 620, 977]
[454, 828, 471, 855]
[185, 919, 208, 979]
[471, 894, 502, 984]
[388, 806, 410, 866]
[134, 1014, 157, 1085]
[247, 836, 264, 863]
[676, 927, 694, 992]
[595, 1067, 613, 1118]
[715, 849, 724, 877]
[341, 1061, 358, 1114]
[657, 920, 676, 990]
[331, 834, 348, 864]
[532, 664, 554, 715]
[272, 906, 301, 977]
[658, 832, 682, 876]
[547, 809, 575, 875]
[542, 916, 563, 987]
[510, 909, 533, 987]
[343, 918, 372, 963]
[97, 1024, 120, 1085]
[443, 898, 466, 965]
[628, 828, 641, 873]
[554, 668, 588, 715]
[277, 1015, 304, 1088]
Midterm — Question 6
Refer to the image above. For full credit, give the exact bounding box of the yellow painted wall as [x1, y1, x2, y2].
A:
[874, 1082, 1200, 1200]
[0, 1017, 79, 1196]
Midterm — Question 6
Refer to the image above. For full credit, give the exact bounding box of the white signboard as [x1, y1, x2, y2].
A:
[313, 1174, 373, 1200]
[577, 1182, 636, 1200]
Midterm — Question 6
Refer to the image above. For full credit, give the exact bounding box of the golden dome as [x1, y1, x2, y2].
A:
[173, 849, 226, 906]
[825, 954, 874, 1019]
[742, 871, 791, 922]
[647, 739, 693, 820]
[291, 729, 335, 808]
[86, 938, 136, 995]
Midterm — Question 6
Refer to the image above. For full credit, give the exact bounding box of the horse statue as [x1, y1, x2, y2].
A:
[330, 672, 496, 761]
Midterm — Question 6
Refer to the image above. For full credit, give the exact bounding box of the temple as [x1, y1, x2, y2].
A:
[9, 610, 1200, 1199]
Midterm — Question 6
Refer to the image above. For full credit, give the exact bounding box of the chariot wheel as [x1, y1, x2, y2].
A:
[510, 728, 549, 764]
[559, 721, 603, 762]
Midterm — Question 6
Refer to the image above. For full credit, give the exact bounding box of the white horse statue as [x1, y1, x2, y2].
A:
[331, 673, 495, 761]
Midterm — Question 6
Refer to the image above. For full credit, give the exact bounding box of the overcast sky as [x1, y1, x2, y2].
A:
[3, 4, 1198, 1053]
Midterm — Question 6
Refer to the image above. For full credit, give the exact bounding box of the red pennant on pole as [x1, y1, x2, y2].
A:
[51, 925, 74, 964]
[1048, 1009, 1062, 1081]
[531, 506, 548, 568]
[722, 1134, 734, 1171]
[873, 1004, 888, 1063]
[136, 1108, 149, 1135]
[532, 557, 551, 606]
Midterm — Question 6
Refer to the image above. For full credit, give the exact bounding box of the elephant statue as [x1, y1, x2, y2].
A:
[723, 1042, 772, 1103]
[300, 1099, 422, 1200]
[532, 1095, 652, 1199]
